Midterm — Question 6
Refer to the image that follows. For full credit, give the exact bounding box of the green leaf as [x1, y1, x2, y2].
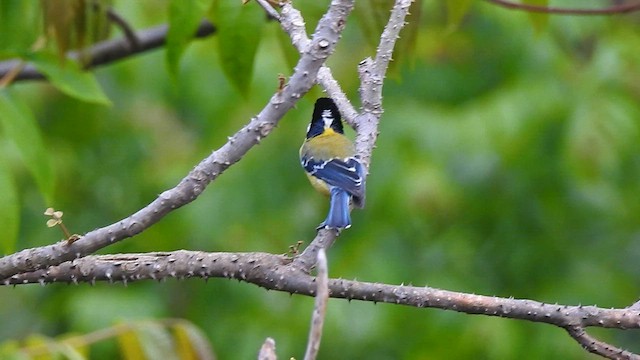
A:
[0, 91, 54, 204]
[355, 0, 394, 49]
[54, 342, 86, 360]
[0, 339, 29, 360]
[446, 0, 473, 31]
[564, 94, 639, 182]
[276, 26, 299, 70]
[211, 0, 265, 95]
[0, 157, 19, 255]
[166, 0, 211, 76]
[523, 0, 548, 31]
[28, 52, 111, 105]
[0, 0, 39, 54]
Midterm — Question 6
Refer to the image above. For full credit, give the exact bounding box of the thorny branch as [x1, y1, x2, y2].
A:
[565, 326, 639, 360]
[255, 0, 358, 124]
[303, 249, 329, 360]
[290, 0, 414, 272]
[0, 0, 355, 279]
[0, 0, 637, 358]
[2, 250, 640, 360]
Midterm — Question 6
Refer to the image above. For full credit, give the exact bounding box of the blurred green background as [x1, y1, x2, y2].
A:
[1, 0, 640, 358]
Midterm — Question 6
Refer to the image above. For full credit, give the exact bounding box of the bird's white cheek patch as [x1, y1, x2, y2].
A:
[321, 109, 333, 128]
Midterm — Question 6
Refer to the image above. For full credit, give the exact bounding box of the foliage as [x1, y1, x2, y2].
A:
[1, 0, 640, 359]
[0, 319, 213, 359]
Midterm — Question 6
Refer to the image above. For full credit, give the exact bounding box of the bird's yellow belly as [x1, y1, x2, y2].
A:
[306, 173, 331, 196]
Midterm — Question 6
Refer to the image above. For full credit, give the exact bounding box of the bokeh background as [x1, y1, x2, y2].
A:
[1, 0, 640, 358]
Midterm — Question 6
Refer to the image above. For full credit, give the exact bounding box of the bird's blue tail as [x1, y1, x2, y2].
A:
[320, 187, 351, 229]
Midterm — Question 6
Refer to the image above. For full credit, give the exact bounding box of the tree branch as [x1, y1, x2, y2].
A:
[292, 0, 414, 270]
[257, 1, 358, 125]
[565, 326, 639, 360]
[3, 250, 640, 335]
[0, 20, 216, 82]
[104, 7, 141, 49]
[252, 0, 365, 273]
[484, 0, 640, 15]
[3, 1, 633, 358]
[0, 0, 355, 279]
[303, 249, 329, 360]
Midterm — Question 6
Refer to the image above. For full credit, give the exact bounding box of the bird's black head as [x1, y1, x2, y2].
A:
[306, 97, 343, 139]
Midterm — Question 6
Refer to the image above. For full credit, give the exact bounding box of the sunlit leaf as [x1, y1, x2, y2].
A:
[166, 0, 211, 76]
[0, 157, 19, 255]
[136, 323, 177, 360]
[58, 333, 90, 360]
[0, 91, 54, 203]
[24, 334, 56, 357]
[0, 339, 28, 360]
[117, 329, 146, 360]
[55, 342, 86, 360]
[42, 0, 76, 61]
[173, 321, 215, 360]
[28, 51, 111, 105]
[211, 0, 265, 95]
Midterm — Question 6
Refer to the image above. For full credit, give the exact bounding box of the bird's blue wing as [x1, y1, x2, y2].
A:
[301, 155, 365, 200]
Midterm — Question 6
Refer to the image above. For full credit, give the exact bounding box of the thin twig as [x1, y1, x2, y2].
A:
[303, 249, 329, 360]
[258, 337, 277, 360]
[565, 326, 639, 360]
[0, 21, 216, 81]
[255, 0, 281, 21]
[484, 0, 640, 15]
[105, 7, 140, 49]
[0, 61, 25, 88]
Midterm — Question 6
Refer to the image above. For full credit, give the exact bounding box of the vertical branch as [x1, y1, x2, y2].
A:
[356, 0, 414, 169]
[294, 0, 415, 271]
[303, 249, 329, 360]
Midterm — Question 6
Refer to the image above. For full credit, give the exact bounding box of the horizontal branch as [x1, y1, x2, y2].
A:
[0, 20, 216, 81]
[3, 250, 640, 332]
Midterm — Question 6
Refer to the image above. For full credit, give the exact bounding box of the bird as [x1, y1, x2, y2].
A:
[300, 97, 366, 230]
